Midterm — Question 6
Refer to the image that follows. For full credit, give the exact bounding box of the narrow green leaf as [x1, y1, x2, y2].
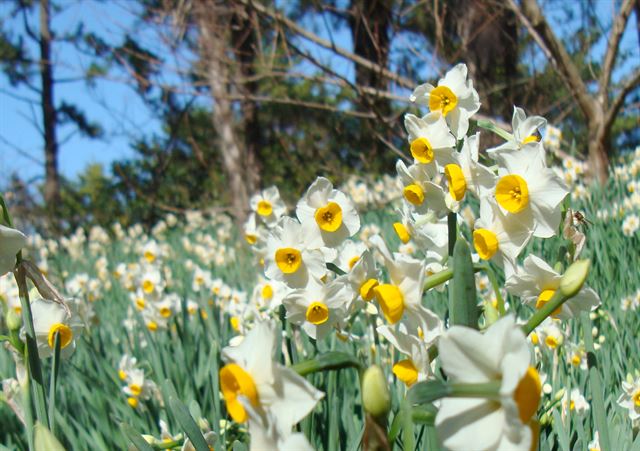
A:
[411, 406, 436, 425]
[407, 380, 451, 405]
[34, 422, 65, 451]
[291, 351, 361, 376]
[449, 238, 479, 328]
[120, 422, 154, 451]
[48, 333, 61, 436]
[387, 411, 403, 444]
[164, 381, 209, 451]
[326, 262, 346, 276]
[400, 398, 414, 451]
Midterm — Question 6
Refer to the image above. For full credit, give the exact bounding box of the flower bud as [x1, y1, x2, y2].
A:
[559, 259, 590, 298]
[5, 308, 22, 331]
[362, 365, 391, 419]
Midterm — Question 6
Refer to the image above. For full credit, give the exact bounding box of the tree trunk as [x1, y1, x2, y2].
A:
[231, 4, 261, 194]
[195, 1, 255, 224]
[587, 114, 611, 184]
[39, 0, 60, 225]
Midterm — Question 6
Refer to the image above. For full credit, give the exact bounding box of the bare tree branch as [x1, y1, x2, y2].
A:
[599, 0, 636, 104]
[605, 68, 640, 129]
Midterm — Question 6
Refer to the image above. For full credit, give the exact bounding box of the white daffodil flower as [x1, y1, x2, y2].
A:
[264, 217, 326, 289]
[29, 298, 83, 359]
[378, 321, 442, 387]
[122, 367, 158, 407]
[250, 186, 287, 227]
[243, 213, 269, 248]
[561, 388, 590, 418]
[369, 235, 439, 332]
[473, 199, 534, 278]
[0, 224, 27, 276]
[219, 321, 323, 439]
[251, 279, 290, 312]
[247, 410, 314, 451]
[395, 207, 449, 259]
[296, 177, 360, 251]
[410, 63, 481, 140]
[443, 133, 496, 202]
[588, 431, 601, 451]
[617, 376, 640, 426]
[396, 160, 448, 217]
[487, 106, 546, 163]
[494, 146, 569, 238]
[333, 239, 368, 274]
[505, 255, 600, 319]
[283, 278, 352, 340]
[435, 315, 541, 451]
[346, 249, 379, 303]
[533, 318, 564, 351]
[404, 112, 457, 168]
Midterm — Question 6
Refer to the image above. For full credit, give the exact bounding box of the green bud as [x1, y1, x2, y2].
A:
[6, 308, 22, 331]
[559, 259, 590, 298]
[483, 300, 499, 326]
[34, 423, 65, 451]
[362, 365, 391, 419]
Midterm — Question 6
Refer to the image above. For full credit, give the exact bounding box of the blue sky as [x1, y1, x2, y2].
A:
[0, 1, 637, 188]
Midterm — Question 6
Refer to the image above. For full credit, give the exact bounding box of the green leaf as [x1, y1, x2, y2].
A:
[291, 351, 361, 376]
[164, 381, 209, 451]
[449, 238, 479, 328]
[408, 380, 451, 405]
[120, 423, 154, 451]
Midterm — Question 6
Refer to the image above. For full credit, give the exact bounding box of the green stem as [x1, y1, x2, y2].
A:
[447, 212, 457, 257]
[475, 119, 514, 142]
[482, 264, 506, 315]
[15, 265, 50, 430]
[423, 264, 485, 291]
[522, 290, 567, 335]
[449, 381, 502, 398]
[48, 333, 61, 436]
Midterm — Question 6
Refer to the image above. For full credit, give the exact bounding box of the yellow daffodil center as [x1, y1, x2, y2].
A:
[444, 164, 467, 201]
[522, 134, 540, 145]
[129, 383, 142, 396]
[496, 174, 530, 213]
[144, 251, 156, 263]
[230, 316, 240, 332]
[429, 85, 458, 116]
[393, 359, 419, 386]
[373, 284, 404, 324]
[261, 284, 273, 300]
[360, 278, 379, 301]
[127, 397, 138, 408]
[403, 184, 425, 206]
[220, 363, 259, 423]
[571, 354, 581, 366]
[473, 229, 499, 260]
[513, 366, 541, 423]
[135, 298, 145, 310]
[159, 306, 172, 318]
[530, 332, 539, 345]
[315, 202, 343, 232]
[632, 389, 640, 407]
[142, 279, 154, 294]
[306, 301, 330, 325]
[545, 335, 560, 349]
[47, 323, 73, 349]
[410, 137, 434, 164]
[393, 222, 411, 243]
[245, 234, 257, 245]
[275, 248, 302, 274]
[257, 200, 272, 217]
[147, 321, 158, 332]
[118, 370, 127, 380]
[535, 289, 562, 317]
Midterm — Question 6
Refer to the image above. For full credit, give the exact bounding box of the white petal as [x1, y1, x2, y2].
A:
[436, 398, 504, 451]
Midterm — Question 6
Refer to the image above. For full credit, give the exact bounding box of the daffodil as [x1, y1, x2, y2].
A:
[443, 133, 496, 202]
[505, 255, 600, 319]
[29, 298, 83, 359]
[377, 320, 442, 387]
[219, 321, 323, 440]
[369, 235, 438, 331]
[264, 217, 326, 289]
[561, 388, 590, 418]
[250, 186, 287, 227]
[494, 146, 569, 238]
[296, 177, 360, 250]
[346, 249, 379, 303]
[396, 161, 448, 217]
[410, 63, 481, 139]
[473, 200, 534, 277]
[404, 112, 456, 167]
[487, 107, 546, 163]
[435, 315, 540, 451]
[534, 318, 564, 351]
[617, 376, 640, 426]
[0, 225, 27, 276]
[283, 278, 352, 340]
